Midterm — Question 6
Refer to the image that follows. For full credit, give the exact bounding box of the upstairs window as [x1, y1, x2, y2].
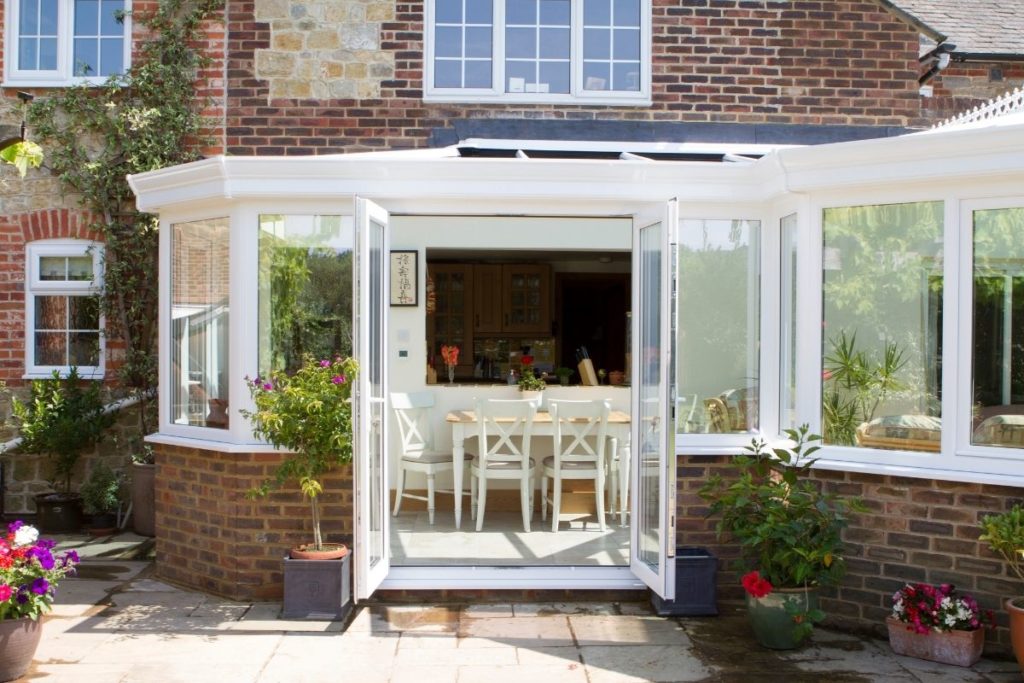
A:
[425, 0, 651, 105]
[25, 241, 104, 378]
[4, 0, 130, 86]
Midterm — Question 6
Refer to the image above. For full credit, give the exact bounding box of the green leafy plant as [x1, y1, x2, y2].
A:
[555, 366, 573, 385]
[980, 505, 1024, 587]
[0, 140, 43, 178]
[26, 0, 223, 440]
[241, 356, 358, 551]
[79, 462, 125, 516]
[10, 369, 113, 494]
[517, 367, 547, 392]
[822, 331, 908, 445]
[699, 425, 863, 641]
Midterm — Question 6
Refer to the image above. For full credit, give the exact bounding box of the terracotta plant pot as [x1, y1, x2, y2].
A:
[0, 616, 43, 682]
[886, 616, 984, 667]
[289, 543, 349, 561]
[1007, 597, 1024, 671]
[746, 587, 819, 650]
[282, 548, 352, 620]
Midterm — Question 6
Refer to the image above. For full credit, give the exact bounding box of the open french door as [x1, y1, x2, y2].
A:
[353, 197, 390, 601]
[630, 199, 678, 599]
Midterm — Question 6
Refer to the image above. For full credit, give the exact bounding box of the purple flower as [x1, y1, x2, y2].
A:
[332, 375, 346, 385]
[31, 578, 49, 595]
[263, 383, 273, 391]
[61, 550, 79, 568]
[15, 588, 28, 604]
[7, 520, 23, 534]
[320, 360, 331, 368]
[30, 547, 54, 570]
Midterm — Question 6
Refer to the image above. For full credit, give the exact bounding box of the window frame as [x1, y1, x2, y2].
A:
[3, 0, 132, 87]
[423, 0, 652, 106]
[24, 239, 105, 379]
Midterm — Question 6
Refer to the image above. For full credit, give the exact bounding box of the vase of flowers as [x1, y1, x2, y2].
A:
[517, 355, 546, 407]
[886, 583, 993, 667]
[699, 425, 862, 649]
[441, 344, 459, 384]
[0, 521, 80, 682]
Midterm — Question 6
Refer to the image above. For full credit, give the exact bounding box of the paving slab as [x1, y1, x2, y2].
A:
[391, 664, 459, 683]
[458, 615, 575, 647]
[457, 663, 590, 683]
[581, 643, 716, 683]
[570, 613, 691, 646]
[513, 601, 617, 616]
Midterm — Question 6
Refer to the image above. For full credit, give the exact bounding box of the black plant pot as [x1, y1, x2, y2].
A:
[33, 492, 83, 534]
[282, 552, 352, 621]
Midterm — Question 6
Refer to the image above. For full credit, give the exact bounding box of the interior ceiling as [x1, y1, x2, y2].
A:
[426, 248, 631, 263]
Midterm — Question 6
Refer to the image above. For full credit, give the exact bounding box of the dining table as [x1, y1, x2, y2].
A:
[445, 408, 632, 530]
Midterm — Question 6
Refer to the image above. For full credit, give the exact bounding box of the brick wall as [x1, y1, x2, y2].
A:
[926, 63, 1024, 124]
[154, 443, 353, 600]
[680, 454, 1024, 656]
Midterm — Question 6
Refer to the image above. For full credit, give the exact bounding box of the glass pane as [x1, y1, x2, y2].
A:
[41, 0, 57, 33]
[612, 62, 640, 91]
[539, 0, 570, 25]
[19, 38, 38, 71]
[435, 0, 461, 23]
[972, 207, 1024, 448]
[21, 0, 39, 33]
[70, 332, 100, 365]
[258, 215, 353, 378]
[75, 0, 99, 35]
[506, 60, 534, 92]
[677, 220, 761, 434]
[436, 26, 462, 58]
[67, 256, 94, 280]
[39, 38, 57, 70]
[506, 27, 536, 59]
[613, 0, 640, 26]
[39, 257, 67, 280]
[35, 296, 66, 330]
[584, 28, 610, 60]
[584, 0, 610, 25]
[73, 39, 99, 76]
[613, 28, 639, 60]
[780, 214, 798, 431]
[637, 222, 662, 571]
[434, 59, 461, 88]
[366, 215, 386, 575]
[539, 61, 569, 93]
[539, 28, 569, 59]
[584, 62, 610, 90]
[465, 26, 491, 57]
[506, 0, 536, 25]
[100, 0, 123, 34]
[69, 295, 100, 328]
[822, 202, 943, 451]
[99, 38, 123, 75]
[465, 0, 491, 24]
[172, 217, 231, 429]
[465, 59, 491, 87]
[35, 332, 66, 366]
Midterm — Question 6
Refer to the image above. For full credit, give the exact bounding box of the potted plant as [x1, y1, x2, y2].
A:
[242, 355, 358, 619]
[979, 504, 1024, 670]
[699, 425, 862, 649]
[554, 367, 573, 386]
[0, 520, 79, 681]
[517, 366, 547, 406]
[129, 445, 156, 537]
[886, 582, 993, 667]
[10, 368, 113, 533]
[79, 462, 125, 536]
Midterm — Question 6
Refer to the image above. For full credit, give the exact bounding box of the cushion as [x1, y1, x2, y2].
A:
[856, 414, 941, 452]
[973, 414, 1024, 447]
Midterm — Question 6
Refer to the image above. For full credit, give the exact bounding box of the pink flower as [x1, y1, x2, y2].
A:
[320, 360, 331, 367]
[332, 375, 346, 385]
[262, 383, 273, 391]
[0, 584, 11, 601]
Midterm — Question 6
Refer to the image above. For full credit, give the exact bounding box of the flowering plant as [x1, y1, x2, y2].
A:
[242, 355, 358, 551]
[741, 570, 773, 599]
[0, 521, 79, 620]
[891, 583, 995, 634]
[440, 345, 460, 367]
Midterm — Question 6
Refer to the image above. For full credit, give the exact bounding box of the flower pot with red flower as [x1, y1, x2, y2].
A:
[979, 504, 1024, 670]
[440, 344, 460, 384]
[0, 521, 80, 682]
[886, 582, 993, 667]
[242, 355, 358, 620]
[517, 355, 546, 407]
[699, 425, 862, 649]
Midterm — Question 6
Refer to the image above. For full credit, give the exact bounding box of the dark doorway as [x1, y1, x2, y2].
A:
[556, 273, 630, 380]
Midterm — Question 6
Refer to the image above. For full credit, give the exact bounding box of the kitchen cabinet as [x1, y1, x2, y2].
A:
[427, 264, 474, 375]
[473, 265, 504, 334]
[502, 264, 550, 335]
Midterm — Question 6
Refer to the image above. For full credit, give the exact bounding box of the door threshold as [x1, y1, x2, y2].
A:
[380, 564, 644, 590]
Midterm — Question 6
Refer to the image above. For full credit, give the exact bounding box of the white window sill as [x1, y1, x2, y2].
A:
[423, 93, 653, 107]
[2, 77, 118, 89]
[23, 370, 104, 380]
[145, 432, 283, 453]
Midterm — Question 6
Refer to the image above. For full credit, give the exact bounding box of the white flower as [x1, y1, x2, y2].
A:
[13, 524, 39, 547]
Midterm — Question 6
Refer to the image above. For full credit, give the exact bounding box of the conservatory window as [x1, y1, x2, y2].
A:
[171, 218, 229, 430]
[257, 214, 354, 376]
[676, 219, 760, 435]
[820, 202, 943, 453]
[426, 0, 651, 104]
[779, 213, 798, 431]
[25, 240, 103, 377]
[970, 207, 1024, 449]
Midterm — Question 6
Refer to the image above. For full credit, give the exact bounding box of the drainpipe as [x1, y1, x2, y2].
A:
[919, 43, 957, 85]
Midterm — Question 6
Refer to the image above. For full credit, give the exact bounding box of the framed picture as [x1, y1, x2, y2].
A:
[389, 250, 418, 306]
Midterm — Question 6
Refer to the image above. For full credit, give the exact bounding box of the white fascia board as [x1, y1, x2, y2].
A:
[776, 121, 1024, 192]
[129, 154, 776, 212]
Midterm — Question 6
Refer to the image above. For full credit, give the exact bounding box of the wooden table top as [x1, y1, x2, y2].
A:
[446, 409, 631, 424]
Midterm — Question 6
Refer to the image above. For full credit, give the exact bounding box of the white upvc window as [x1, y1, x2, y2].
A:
[3, 0, 130, 87]
[25, 240, 104, 378]
[424, 0, 652, 105]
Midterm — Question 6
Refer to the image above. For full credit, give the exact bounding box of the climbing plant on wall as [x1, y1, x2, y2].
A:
[27, 0, 223, 438]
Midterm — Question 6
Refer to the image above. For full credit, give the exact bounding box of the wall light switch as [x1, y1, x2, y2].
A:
[398, 350, 408, 358]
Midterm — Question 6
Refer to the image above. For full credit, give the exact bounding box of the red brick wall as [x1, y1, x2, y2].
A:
[154, 443, 353, 600]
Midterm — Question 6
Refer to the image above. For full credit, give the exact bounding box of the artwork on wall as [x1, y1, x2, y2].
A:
[390, 250, 418, 306]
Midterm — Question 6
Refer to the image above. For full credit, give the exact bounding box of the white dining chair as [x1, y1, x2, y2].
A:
[541, 399, 610, 532]
[391, 391, 470, 525]
[471, 398, 538, 532]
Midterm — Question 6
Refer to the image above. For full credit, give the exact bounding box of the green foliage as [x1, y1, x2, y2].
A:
[517, 367, 547, 391]
[241, 356, 358, 550]
[10, 369, 114, 493]
[822, 331, 908, 446]
[979, 504, 1024, 586]
[699, 425, 862, 591]
[0, 140, 44, 178]
[26, 0, 223, 437]
[80, 462, 125, 515]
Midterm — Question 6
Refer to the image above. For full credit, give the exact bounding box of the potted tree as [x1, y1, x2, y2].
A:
[699, 425, 862, 649]
[79, 462, 125, 536]
[10, 368, 112, 533]
[979, 504, 1024, 670]
[242, 355, 358, 619]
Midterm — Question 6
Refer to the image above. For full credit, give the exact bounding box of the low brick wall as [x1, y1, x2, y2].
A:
[153, 443, 353, 601]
